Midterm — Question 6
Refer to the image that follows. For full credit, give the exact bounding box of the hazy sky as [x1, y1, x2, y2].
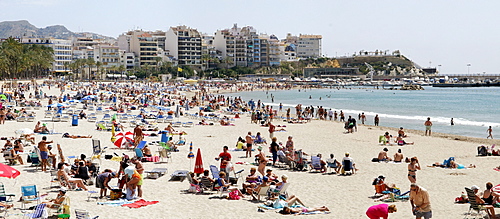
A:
[2, 0, 499, 75]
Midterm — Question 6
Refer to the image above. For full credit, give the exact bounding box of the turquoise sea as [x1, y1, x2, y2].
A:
[231, 87, 500, 138]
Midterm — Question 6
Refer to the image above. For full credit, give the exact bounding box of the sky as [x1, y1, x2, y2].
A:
[1, 0, 500, 75]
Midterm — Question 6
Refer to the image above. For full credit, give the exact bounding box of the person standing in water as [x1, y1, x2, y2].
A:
[450, 118, 454, 126]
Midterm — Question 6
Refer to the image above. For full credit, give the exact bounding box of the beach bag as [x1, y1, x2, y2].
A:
[478, 146, 487, 156]
[62, 196, 70, 214]
[273, 199, 288, 209]
[371, 158, 379, 162]
[228, 190, 240, 200]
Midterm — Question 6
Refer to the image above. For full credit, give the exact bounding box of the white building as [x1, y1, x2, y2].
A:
[296, 34, 322, 59]
[21, 38, 72, 74]
[165, 25, 202, 68]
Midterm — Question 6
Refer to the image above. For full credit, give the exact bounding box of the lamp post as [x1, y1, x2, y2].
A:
[467, 64, 471, 75]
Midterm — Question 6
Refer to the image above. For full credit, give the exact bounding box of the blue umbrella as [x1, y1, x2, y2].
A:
[81, 95, 97, 100]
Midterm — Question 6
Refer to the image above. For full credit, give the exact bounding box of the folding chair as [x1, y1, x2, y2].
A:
[136, 141, 147, 150]
[21, 185, 40, 210]
[0, 182, 15, 202]
[92, 139, 104, 164]
[24, 203, 47, 219]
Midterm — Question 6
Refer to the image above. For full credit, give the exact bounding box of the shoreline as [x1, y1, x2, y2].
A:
[210, 86, 499, 146]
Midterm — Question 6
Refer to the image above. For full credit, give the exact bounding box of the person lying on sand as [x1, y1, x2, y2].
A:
[278, 206, 330, 215]
[62, 133, 92, 139]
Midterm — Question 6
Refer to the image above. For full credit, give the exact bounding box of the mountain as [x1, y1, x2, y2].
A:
[0, 20, 114, 40]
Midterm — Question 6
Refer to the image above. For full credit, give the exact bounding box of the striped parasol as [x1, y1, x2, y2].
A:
[187, 142, 194, 159]
[492, 184, 500, 196]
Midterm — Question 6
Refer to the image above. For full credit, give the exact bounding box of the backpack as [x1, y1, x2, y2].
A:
[478, 146, 487, 156]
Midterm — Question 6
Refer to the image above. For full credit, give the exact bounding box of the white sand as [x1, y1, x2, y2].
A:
[1, 84, 499, 219]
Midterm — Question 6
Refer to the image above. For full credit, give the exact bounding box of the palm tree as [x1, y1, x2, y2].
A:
[95, 61, 102, 81]
[222, 56, 234, 69]
[118, 65, 126, 80]
[86, 57, 95, 81]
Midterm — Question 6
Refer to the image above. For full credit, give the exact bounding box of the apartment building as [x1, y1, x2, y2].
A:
[117, 30, 159, 67]
[95, 45, 121, 69]
[21, 38, 72, 74]
[296, 34, 322, 59]
[165, 25, 202, 68]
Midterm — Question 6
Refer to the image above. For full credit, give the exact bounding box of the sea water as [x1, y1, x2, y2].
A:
[231, 87, 500, 138]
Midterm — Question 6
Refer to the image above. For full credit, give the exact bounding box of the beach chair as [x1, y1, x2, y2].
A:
[165, 115, 174, 123]
[29, 147, 41, 169]
[170, 170, 189, 182]
[200, 177, 214, 193]
[16, 116, 26, 122]
[27, 116, 35, 122]
[256, 185, 271, 201]
[75, 208, 98, 219]
[136, 141, 147, 150]
[3, 148, 16, 165]
[341, 159, 354, 175]
[145, 168, 168, 179]
[157, 142, 173, 163]
[46, 170, 60, 189]
[92, 139, 104, 164]
[309, 156, 323, 172]
[134, 148, 144, 160]
[269, 183, 289, 199]
[172, 121, 182, 127]
[0, 183, 15, 202]
[464, 187, 491, 219]
[210, 165, 220, 180]
[24, 203, 47, 219]
[293, 150, 307, 171]
[21, 185, 40, 210]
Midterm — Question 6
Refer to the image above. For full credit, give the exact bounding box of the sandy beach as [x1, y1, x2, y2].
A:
[1, 82, 499, 219]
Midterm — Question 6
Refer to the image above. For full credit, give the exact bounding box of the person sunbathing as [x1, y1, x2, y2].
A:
[43, 188, 67, 208]
[62, 133, 92, 139]
[265, 195, 305, 208]
[377, 148, 392, 162]
[278, 206, 330, 215]
[396, 136, 414, 146]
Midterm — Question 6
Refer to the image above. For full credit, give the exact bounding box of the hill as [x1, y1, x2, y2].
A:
[0, 20, 113, 40]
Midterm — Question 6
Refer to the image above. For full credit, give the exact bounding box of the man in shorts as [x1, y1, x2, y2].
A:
[38, 136, 53, 172]
[245, 132, 254, 158]
[424, 117, 433, 136]
[410, 183, 432, 219]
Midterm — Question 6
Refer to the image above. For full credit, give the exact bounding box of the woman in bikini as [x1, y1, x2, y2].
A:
[407, 157, 420, 183]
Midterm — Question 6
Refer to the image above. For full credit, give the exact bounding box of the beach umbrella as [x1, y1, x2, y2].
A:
[114, 132, 133, 148]
[15, 128, 34, 135]
[0, 163, 20, 179]
[492, 184, 500, 196]
[187, 142, 194, 159]
[194, 148, 204, 174]
[68, 99, 80, 103]
[187, 142, 194, 170]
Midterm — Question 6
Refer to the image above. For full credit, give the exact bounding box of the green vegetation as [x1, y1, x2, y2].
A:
[0, 37, 54, 79]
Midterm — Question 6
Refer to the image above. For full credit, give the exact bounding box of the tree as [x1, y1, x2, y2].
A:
[86, 57, 95, 81]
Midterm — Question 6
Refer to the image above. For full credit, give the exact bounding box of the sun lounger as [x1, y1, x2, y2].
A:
[170, 170, 189, 182]
[145, 168, 168, 179]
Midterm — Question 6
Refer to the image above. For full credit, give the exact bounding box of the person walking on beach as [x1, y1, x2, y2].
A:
[410, 183, 432, 219]
[245, 132, 254, 158]
[38, 136, 53, 172]
[424, 117, 432, 136]
[408, 157, 421, 183]
[487, 126, 493, 139]
[374, 114, 379, 126]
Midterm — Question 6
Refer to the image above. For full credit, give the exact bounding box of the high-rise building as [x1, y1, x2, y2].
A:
[165, 25, 202, 68]
[117, 30, 159, 67]
[21, 38, 72, 74]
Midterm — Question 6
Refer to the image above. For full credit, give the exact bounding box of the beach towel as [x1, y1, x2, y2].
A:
[122, 199, 159, 208]
[97, 199, 134, 207]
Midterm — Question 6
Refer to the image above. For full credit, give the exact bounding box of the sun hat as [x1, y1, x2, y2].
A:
[471, 185, 480, 190]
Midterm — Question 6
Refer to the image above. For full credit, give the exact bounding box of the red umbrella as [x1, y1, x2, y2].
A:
[0, 163, 20, 179]
[492, 184, 500, 196]
[194, 148, 204, 174]
[114, 132, 133, 148]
